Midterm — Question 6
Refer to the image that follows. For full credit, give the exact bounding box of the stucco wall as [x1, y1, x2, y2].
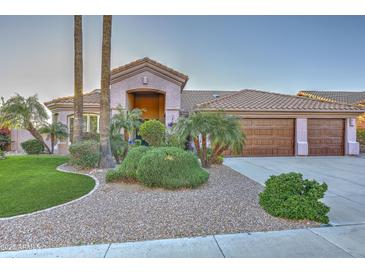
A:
[110, 70, 181, 125]
[10, 129, 51, 154]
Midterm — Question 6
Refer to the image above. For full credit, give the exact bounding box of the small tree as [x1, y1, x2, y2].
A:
[0, 94, 51, 153]
[110, 106, 143, 161]
[139, 120, 166, 146]
[174, 112, 245, 168]
[39, 122, 68, 154]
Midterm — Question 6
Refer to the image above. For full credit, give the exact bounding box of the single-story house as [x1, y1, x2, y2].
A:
[10, 57, 364, 156]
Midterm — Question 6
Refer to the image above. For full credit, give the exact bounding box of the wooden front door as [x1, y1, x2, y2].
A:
[308, 118, 345, 156]
[133, 93, 165, 122]
[225, 118, 295, 157]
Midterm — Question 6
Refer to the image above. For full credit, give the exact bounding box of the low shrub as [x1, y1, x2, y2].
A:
[0, 128, 11, 151]
[0, 149, 5, 160]
[81, 132, 100, 142]
[110, 134, 128, 164]
[259, 172, 329, 223]
[357, 129, 365, 144]
[214, 155, 224, 165]
[165, 131, 185, 149]
[21, 139, 44, 154]
[106, 169, 123, 182]
[139, 120, 165, 146]
[113, 146, 150, 180]
[136, 147, 209, 189]
[69, 140, 100, 168]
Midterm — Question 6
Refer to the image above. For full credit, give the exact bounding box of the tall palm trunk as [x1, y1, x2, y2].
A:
[99, 15, 115, 168]
[27, 123, 51, 154]
[73, 15, 83, 143]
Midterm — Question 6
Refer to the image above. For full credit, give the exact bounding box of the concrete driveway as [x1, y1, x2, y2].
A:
[224, 155, 365, 226]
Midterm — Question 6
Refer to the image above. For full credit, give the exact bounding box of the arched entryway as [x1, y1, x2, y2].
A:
[127, 89, 165, 123]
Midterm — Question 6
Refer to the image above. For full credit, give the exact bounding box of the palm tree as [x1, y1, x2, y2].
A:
[73, 15, 83, 143]
[110, 106, 143, 161]
[110, 106, 143, 141]
[39, 122, 68, 154]
[99, 15, 114, 168]
[174, 112, 245, 168]
[0, 94, 51, 153]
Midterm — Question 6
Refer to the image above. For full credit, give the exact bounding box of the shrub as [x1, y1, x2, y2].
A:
[21, 139, 44, 154]
[81, 132, 100, 142]
[0, 128, 11, 151]
[136, 147, 209, 189]
[357, 129, 365, 144]
[165, 131, 185, 149]
[259, 172, 330, 223]
[0, 149, 5, 160]
[114, 146, 150, 180]
[139, 120, 165, 146]
[69, 140, 100, 168]
[106, 169, 123, 182]
[110, 134, 128, 164]
[214, 155, 224, 165]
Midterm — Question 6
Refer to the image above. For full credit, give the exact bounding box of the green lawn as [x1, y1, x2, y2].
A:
[0, 155, 95, 218]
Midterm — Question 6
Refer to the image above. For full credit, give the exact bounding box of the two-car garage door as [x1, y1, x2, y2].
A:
[225, 118, 345, 157]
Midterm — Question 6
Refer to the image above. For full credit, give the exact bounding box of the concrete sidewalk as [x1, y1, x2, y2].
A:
[1, 224, 364, 258]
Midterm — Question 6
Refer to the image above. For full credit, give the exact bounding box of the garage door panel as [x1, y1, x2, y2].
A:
[234, 118, 295, 157]
[308, 118, 344, 156]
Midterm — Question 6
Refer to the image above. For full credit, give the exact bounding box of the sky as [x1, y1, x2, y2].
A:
[0, 15, 365, 102]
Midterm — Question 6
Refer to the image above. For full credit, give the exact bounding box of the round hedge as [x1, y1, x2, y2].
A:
[136, 147, 209, 189]
[117, 145, 150, 179]
[139, 120, 165, 146]
[21, 139, 44, 154]
[259, 172, 330, 223]
[69, 140, 100, 168]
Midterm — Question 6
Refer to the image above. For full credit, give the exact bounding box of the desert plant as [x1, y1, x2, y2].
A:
[39, 122, 68, 154]
[69, 140, 100, 168]
[259, 172, 330, 223]
[21, 139, 44, 154]
[110, 133, 128, 164]
[109, 146, 150, 182]
[136, 147, 209, 189]
[0, 128, 10, 151]
[174, 112, 245, 167]
[139, 119, 166, 146]
[0, 94, 51, 153]
[0, 149, 5, 160]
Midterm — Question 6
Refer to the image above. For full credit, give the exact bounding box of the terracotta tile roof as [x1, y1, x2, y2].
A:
[196, 89, 364, 112]
[111, 57, 188, 84]
[181, 90, 237, 113]
[298, 90, 365, 105]
[44, 89, 100, 106]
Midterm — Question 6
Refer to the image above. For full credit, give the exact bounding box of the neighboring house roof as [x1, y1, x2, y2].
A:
[44, 89, 100, 108]
[196, 89, 364, 112]
[181, 90, 237, 113]
[298, 90, 365, 105]
[110, 57, 189, 89]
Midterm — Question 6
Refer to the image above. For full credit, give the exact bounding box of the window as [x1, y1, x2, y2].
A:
[68, 114, 99, 143]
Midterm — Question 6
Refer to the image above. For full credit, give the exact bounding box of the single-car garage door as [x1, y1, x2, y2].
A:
[308, 118, 345, 156]
[225, 118, 295, 156]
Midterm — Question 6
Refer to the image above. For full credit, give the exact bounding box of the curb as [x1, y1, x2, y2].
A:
[0, 164, 100, 221]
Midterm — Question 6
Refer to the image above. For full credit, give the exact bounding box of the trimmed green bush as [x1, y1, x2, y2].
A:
[21, 139, 44, 154]
[139, 120, 165, 146]
[357, 129, 365, 144]
[259, 172, 329, 223]
[106, 169, 123, 182]
[116, 146, 150, 180]
[136, 147, 209, 189]
[0, 149, 5, 160]
[69, 140, 100, 168]
[81, 132, 100, 142]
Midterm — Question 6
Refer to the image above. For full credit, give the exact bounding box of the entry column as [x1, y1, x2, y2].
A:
[296, 118, 308, 156]
[345, 118, 360, 155]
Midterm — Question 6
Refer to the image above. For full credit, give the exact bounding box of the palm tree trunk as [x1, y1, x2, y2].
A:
[201, 134, 207, 167]
[208, 144, 228, 167]
[27, 123, 51, 154]
[193, 136, 202, 163]
[73, 15, 83, 143]
[51, 134, 55, 154]
[99, 15, 115, 168]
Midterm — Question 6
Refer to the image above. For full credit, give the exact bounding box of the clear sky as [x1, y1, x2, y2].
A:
[1, 15, 365, 102]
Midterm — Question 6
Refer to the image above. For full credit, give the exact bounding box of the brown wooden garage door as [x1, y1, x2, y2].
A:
[225, 118, 295, 156]
[308, 118, 345, 156]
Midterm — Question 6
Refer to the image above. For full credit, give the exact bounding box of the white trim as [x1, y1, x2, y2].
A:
[0, 164, 100, 221]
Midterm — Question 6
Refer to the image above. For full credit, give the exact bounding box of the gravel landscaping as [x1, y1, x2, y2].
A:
[0, 164, 318, 251]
